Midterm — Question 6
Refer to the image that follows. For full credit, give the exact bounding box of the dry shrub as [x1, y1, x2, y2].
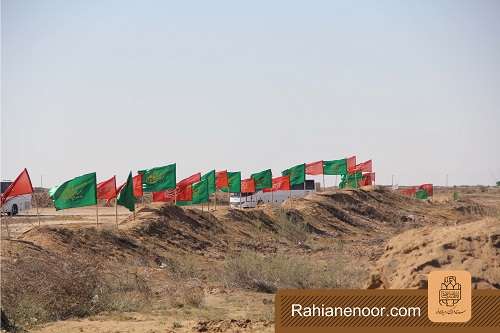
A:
[276, 212, 310, 244]
[170, 280, 205, 308]
[1, 254, 101, 327]
[1, 252, 151, 329]
[97, 270, 152, 312]
[164, 255, 203, 280]
[223, 250, 367, 293]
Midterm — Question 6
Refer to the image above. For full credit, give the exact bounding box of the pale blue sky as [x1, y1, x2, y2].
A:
[2, 0, 500, 187]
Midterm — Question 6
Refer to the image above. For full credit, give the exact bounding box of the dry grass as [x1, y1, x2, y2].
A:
[223, 250, 367, 293]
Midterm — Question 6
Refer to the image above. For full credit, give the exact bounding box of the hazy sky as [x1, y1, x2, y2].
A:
[2, 0, 500, 188]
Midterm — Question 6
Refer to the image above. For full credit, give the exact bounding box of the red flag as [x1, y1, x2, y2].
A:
[177, 173, 201, 188]
[1, 168, 34, 205]
[108, 181, 127, 205]
[353, 160, 372, 173]
[176, 185, 193, 201]
[346, 156, 356, 174]
[153, 189, 176, 202]
[359, 173, 375, 187]
[400, 187, 417, 197]
[306, 161, 323, 175]
[116, 182, 126, 194]
[133, 174, 143, 198]
[263, 175, 291, 192]
[97, 176, 117, 200]
[418, 183, 433, 196]
[241, 178, 256, 193]
[216, 170, 229, 189]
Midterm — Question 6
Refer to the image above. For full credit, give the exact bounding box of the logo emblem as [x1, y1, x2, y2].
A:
[439, 276, 461, 306]
[428, 271, 471, 323]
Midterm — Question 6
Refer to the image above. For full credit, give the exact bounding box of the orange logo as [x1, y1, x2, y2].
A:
[428, 271, 471, 323]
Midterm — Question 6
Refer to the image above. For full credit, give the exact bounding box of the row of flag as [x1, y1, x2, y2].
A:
[399, 184, 434, 199]
[1, 156, 378, 213]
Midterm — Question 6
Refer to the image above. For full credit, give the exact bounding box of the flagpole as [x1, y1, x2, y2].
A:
[206, 180, 210, 211]
[322, 174, 325, 192]
[96, 202, 99, 226]
[271, 189, 274, 204]
[214, 190, 217, 211]
[115, 198, 118, 227]
[335, 175, 338, 188]
[35, 193, 41, 226]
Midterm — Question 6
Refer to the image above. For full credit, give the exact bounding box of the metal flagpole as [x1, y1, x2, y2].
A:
[96, 203, 99, 226]
[335, 175, 338, 188]
[214, 190, 217, 211]
[322, 174, 325, 192]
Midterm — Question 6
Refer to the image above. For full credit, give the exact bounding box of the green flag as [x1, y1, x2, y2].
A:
[192, 179, 209, 204]
[141, 164, 176, 192]
[176, 200, 192, 206]
[339, 172, 362, 189]
[323, 159, 347, 175]
[416, 189, 429, 200]
[282, 163, 305, 186]
[49, 172, 97, 210]
[201, 170, 216, 194]
[251, 169, 272, 190]
[221, 171, 241, 193]
[117, 172, 137, 212]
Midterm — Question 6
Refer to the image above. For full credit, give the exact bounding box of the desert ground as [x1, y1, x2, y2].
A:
[1, 186, 499, 332]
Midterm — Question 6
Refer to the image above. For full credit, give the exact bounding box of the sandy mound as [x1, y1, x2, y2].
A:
[368, 218, 500, 289]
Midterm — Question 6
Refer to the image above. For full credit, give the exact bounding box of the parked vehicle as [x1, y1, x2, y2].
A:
[1, 181, 32, 215]
[230, 180, 315, 208]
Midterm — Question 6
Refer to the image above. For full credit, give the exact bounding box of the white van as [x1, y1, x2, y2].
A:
[230, 180, 315, 208]
[1, 181, 32, 215]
